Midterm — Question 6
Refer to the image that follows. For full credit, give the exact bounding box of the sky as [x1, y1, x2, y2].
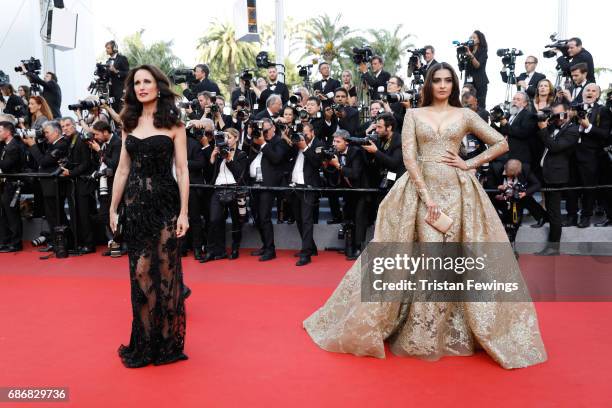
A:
[89, 0, 612, 107]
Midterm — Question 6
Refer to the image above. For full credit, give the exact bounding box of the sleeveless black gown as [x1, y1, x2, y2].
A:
[118, 134, 188, 368]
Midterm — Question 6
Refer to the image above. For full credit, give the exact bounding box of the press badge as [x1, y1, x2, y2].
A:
[386, 172, 397, 181]
[466, 76, 473, 83]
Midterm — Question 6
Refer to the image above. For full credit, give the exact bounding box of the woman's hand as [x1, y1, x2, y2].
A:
[176, 213, 189, 238]
[109, 209, 118, 234]
[441, 149, 468, 170]
[425, 201, 441, 224]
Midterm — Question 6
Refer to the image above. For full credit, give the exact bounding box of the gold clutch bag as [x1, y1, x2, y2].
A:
[426, 210, 454, 234]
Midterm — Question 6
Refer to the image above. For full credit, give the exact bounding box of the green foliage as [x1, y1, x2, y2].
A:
[122, 30, 184, 77]
[367, 25, 413, 74]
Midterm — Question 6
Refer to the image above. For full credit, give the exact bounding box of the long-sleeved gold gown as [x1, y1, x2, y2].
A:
[303, 108, 547, 369]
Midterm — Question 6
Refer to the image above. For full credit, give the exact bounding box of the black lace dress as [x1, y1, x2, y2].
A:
[118, 134, 187, 368]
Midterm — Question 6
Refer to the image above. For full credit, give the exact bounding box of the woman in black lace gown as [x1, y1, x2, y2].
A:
[110, 64, 190, 368]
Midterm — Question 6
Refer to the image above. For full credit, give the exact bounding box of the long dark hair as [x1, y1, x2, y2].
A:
[419, 62, 462, 108]
[120, 64, 181, 133]
[473, 30, 488, 51]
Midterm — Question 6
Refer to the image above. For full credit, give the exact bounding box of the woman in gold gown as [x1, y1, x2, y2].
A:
[303, 62, 547, 369]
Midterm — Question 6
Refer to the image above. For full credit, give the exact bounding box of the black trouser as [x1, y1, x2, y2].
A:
[201, 189, 213, 251]
[43, 193, 68, 242]
[98, 193, 113, 241]
[0, 187, 22, 246]
[208, 188, 243, 255]
[68, 192, 95, 247]
[324, 172, 342, 220]
[544, 183, 564, 242]
[476, 83, 488, 110]
[290, 188, 317, 255]
[187, 187, 204, 251]
[343, 191, 368, 250]
[520, 195, 548, 222]
[251, 188, 275, 253]
[566, 151, 598, 218]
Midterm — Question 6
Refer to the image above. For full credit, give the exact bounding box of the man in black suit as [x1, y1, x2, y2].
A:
[501, 55, 546, 99]
[22, 68, 62, 118]
[254, 94, 283, 121]
[105, 40, 130, 112]
[313, 62, 341, 108]
[535, 102, 579, 255]
[258, 66, 289, 108]
[382, 76, 409, 130]
[60, 117, 96, 253]
[356, 101, 385, 137]
[327, 130, 369, 259]
[287, 122, 323, 266]
[186, 132, 207, 260]
[565, 84, 611, 228]
[556, 37, 595, 83]
[420, 45, 438, 75]
[248, 118, 289, 261]
[332, 88, 360, 135]
[497, 92, 538, 166]
[358, 55, 391, 100]
[22, 120, 69, 251]
[181, 64, 221, 101]
[304, 96, 335, 146]
[558, 63, 591, 104]
[89, 121, 121, 255]
[0, 121, 25, 252]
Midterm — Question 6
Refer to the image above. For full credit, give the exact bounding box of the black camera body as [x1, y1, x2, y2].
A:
[570, 102, 589, 120]
[543, 34, 569, 58]
[15, 128, 44, 142]
[381, 92, 413, 103]
[170, 68, 196, 85]
[503, 180, 527, 202]
[536, 107, 553, 122]
[68, 97, 114, 111]
[454, 40, 474, 71]
[317, 146, 336, 161]
[14, 57, 42, 74]
[352, 46, 374, 65]
[347, 133, 379, 146]
[497, 48, 523, 69]
[489, 104, 508, 123]
[256, 51, 274, 69]
[297, 64, 313, 78]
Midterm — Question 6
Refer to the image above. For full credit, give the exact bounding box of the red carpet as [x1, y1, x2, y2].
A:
[1, 246, 610, 407]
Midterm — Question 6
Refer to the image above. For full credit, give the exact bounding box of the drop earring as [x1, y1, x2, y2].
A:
[157, 91, 161, 98]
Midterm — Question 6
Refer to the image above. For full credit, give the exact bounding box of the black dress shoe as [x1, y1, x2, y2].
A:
[535, 247, 560, 256]
[326, 218, 342, 225]
[530, 218, 547, 228]
[78, 246, 95, 254]
[194, 248, 203, 261]
[595, 218, 612, 227]
[250, 248, 265, 256]
[229, 249, 239, 260]
[0, 244, 7, 251]
[577, 216, 591, 228]
[259, 252, 276, 261]
[199, 252, 227, 263]
[183, 286, 192, 299]
[294, 248, 319, 257]
[562, 216, 578, 227]
[0, 244, 22, 253]
[296, 255, 311, 266]
[346, 249, 361, 261]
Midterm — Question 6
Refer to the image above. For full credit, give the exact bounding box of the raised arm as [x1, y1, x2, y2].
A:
[401, 110, 432, 204]
[463, 109, 509, 170]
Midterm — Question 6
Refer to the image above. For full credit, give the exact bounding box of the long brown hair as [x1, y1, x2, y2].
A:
[419, 62, 462, 108]
[534, 79, 555, 107]
[29, 95, 53, 120]
[119, 64, 181, 133]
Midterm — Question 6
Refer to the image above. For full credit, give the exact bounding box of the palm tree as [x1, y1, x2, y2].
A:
[196, 20, 259, 96]
[367, 25, 413, 74]
[122, 30, 183, 77]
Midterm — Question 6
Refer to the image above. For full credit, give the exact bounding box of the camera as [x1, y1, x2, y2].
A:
[68, 97, 114, 111]
[256, 51, 274, 69]
[298, 109, 310, 121]
[15, 128, 44, 141]
[291, 132, 304, 144]
[249, 120, 265, 138]
[331, 103, 345, 113]
[80, 132, 95, 142]
[406, 48, 426, 78]
[297, 64, 313, 78]
[347, 134, 379, 146]
[570, 102, 589, 120]
[381, 92, 413, 103]
[502, 180, 527, 202]
[288, 94, 302, 108]
[240, 68, 254, 84]
[489, 104, 507, 123]
[170, 68, 196, 85]
[178, 99, 200, 110]
[536, 107, 552, 122]
[351, 46, 374, 65]
[316, 146, 336, 161]
[453, 40, 474, 71]
[14, 57, 42, 74]
[497, 48, 523, 69]
[0, 70, 10, 86]
[91, 168, 114, 180]
[543, 33, 569, 58]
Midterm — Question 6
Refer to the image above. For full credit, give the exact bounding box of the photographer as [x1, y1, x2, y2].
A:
[420, 45, 438, 74]
[192, 91, 227, 130]
[89, 121, 121, 255]
[184, 124, 207, 260]
[258, 66, 289, 108]
[362, 113, 405, 194]
[356, 100, 385, 137]
[59, 117, 96, 253]
[332, 87, 360, 136]
[287, 122, 323, 266]
[535, 102, 579, 255]
[255, 94, 283, 120]
[464, 30, 489, 110]
[358, 55, 391, 100]
[230, 74, 259, 111]
[497, 92, 538, 166]
[1, 85, 26, 119]
[304, 96, 335, 146]
[565, 83, 611, 228]
[248, 118, 289, 261]
[325, 130, 369, 259]
[313, 62, 341, 108]
[486, 159, 548, 235]
[382, 76, 409, 130]
[0, 120, 25, 252]
[557, 63, 591, 104]
[202, 129, 248, 263]
[74, 97, 111, 134]
[502, 56, 546, 98]
[22, 120, 69, 252]
[104, 40, 130, 112]
[181, 64, 221, 101]
[555, 37, 595, 83]
[21, 66, 62, 119]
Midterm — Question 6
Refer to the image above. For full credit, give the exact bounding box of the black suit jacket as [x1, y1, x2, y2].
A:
[361, 70, 391, 100]
[201, 145, 214, 184]
[334, 146, 368, 188]
[313, 77, 341, 107]
[65, 134, 96, 195]
[287, 137, 324, 187]
[370, 132, 406, 178]
[485, 162, 541, 196]
[211, 149, 248, 186]
[557, 48, 595, 83]
[107, 54, 129, 101]
[577, 104, 612, 152]
[183, 78, 222, 101]
[0, 138, 25, 195]
[28, 138, 69, 196]
[538, 123, 579, 184]
[465, 47, 489, 87]
[336, 106, 360, 136]
[26, 74, 62, 118]
[248, 135, 289, 187]
[423, 59, 438, 75]
[258, 82, 290, 108]
[310, 116, 336, 146]
[501, 71, 546, 98]
[187, 136, 206, 185]
[3, 94, 26, 118]
[100, 134, 121, 172]
[500, 109, 538, 165]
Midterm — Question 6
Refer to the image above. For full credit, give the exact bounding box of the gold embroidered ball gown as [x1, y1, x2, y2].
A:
[303, 108, 547, 369]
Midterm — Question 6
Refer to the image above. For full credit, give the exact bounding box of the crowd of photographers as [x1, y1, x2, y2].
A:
[1, 34, 611, 260]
